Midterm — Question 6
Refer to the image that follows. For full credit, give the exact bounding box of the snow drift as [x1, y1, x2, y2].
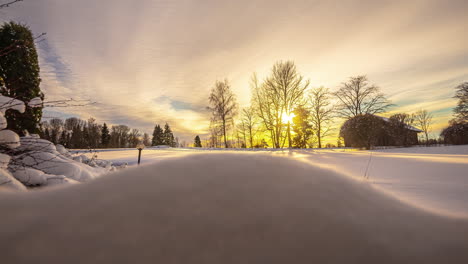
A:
[0, 153, 467, 263]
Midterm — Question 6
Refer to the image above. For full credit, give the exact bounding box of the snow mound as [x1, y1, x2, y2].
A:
[0, 153, 466, 263]
[0, 129, 20, 149]
[11, 137, 110, 183]
[0, 168, 26, 191]
[0, 95, 25, 114]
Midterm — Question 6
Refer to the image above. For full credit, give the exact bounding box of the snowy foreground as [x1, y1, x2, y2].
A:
[0, 146, 467, 263]
[82, 145, 468, 217]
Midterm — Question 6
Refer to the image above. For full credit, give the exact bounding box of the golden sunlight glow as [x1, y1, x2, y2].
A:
[282, 113, 296, 124]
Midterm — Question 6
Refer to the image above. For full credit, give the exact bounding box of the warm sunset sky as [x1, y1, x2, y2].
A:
[2, 0, 467, 141]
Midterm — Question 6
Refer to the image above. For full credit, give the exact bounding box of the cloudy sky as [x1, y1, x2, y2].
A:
[2, 0, 467, 141]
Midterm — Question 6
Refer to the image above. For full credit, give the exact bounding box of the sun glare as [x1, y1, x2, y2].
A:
[282, 113, 296, 124]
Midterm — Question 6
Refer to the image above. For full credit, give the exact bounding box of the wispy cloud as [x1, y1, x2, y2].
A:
[4, 0, 468, 140]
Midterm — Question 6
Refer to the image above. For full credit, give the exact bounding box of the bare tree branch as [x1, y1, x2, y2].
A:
[0, 0, 23, 9]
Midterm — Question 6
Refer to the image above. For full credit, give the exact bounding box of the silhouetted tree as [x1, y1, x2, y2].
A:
[110, 125, 129, 148]
[264, 61, 309, 148]
[163, 123, 175, 147]
[240, 107, 256, 148]
[101, 123, 110, 147]
[334, 75, 392, 118]
[413, 110, 433, 145]
[340, 114, 386, 149]
[453, 82, 468, 122]
[129, 128, 141, 147]
[441, 122, 468, 145]
[309, 87, 334, 148]
[252, 61, 309, 148]
[151, 124, 164, 146]
[208, 79, 238, 148]
[194, 135, 202, 147]
[440, 82, 468, 145]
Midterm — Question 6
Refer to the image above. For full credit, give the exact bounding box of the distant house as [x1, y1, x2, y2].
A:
[341, 114, 423, 148]
[378, 116, 422, 146]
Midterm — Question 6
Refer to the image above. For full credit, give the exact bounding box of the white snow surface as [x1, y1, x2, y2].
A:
[74, 145, 468, 217]
[0, 112, 7, 130]
[11, 137, 111, 183]
[0, 151, 467, 263]
[27, 97, 43, 108]
[0, 129, 20, 148]
[0, 95, 25, 114]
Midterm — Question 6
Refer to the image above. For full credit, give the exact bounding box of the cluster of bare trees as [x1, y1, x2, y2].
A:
[207, 61, 435, 149]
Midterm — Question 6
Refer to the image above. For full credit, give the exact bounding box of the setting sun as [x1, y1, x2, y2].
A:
[282, 112, 296, 124]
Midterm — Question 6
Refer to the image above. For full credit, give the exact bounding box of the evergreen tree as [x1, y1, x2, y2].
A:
[151, 124, 164, 146]
[163, 123, 175, 146]
[101, 123, 110, 147]
[0, 22, 43, 135]
[43, 127, 50, 141]
[59, 130, 69, 147]
[292, 106, 314, 148]
[194, 135, 202, 147]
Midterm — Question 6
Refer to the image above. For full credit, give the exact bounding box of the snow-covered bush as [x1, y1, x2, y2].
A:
[1, 94, 117, 190]
[9, 136, 111, 183]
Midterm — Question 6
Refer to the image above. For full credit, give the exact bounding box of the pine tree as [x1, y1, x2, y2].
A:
[59, 130, 69, 147]
[194, 135, 202, 147]
[292, 106, 314, 148]
[151, 124, 164, 146]
[163, 123, 175, 146]
[0, 22, 43, 135]
[101, 123, 110, 147]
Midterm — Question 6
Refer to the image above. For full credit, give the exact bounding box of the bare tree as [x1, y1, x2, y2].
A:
[252, 61, 309, 148]
[208, 79, 238, 148]
[110, 125, 130, 148]
[453, 82, 468, 122]
[129, 128, 141, 147]
[0, 0, 23, 9]
[265, 61, 309, 148]
[413, 109, 433, 145]
[309, 87, 334, 148]
[239, 107, 256, 148]
[335, 75, 392, 118]
[142, 133, 151, 146]
[252, 72, 281, 148]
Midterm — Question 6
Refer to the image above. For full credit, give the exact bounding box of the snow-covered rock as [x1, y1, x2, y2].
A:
[0, 168, 26, 191]
[11, 167, 79, 187]
[0, 112, 7, 130]
[11, 167, 48, 186]
[0, 129, 20, 149]
[0, 153, 10, 169]
[56, 144, 72, 158]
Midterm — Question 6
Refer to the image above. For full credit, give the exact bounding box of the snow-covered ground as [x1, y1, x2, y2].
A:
[79, 145, 468, 218]
[1, 149, 467, 263]
[1, 145, 467, 263]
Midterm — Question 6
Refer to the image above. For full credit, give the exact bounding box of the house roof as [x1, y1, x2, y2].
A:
[376, 115, 423, 133]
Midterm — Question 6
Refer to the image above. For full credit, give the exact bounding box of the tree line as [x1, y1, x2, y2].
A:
[204, 60, 445, 149]
[40, 117, 180, 149]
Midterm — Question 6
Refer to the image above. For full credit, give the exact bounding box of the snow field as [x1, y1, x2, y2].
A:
[0, 153, 467, 263]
